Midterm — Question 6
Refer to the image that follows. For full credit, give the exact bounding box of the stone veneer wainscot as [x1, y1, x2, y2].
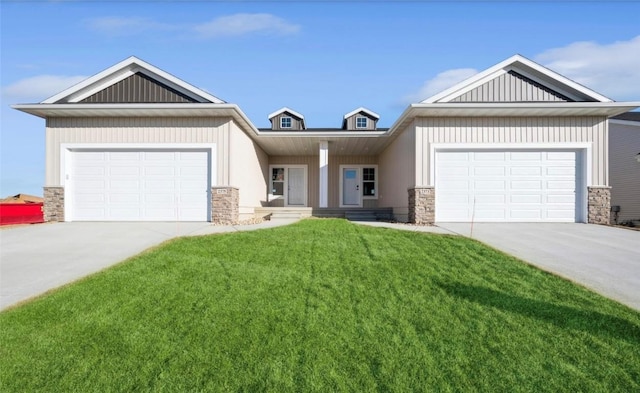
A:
[408, 187, 435, 225]
[211, 187, 239, 225]
[43, 186, 65, 222]
[587, 186, 611, 225]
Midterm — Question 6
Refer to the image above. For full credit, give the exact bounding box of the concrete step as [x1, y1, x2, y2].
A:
[345, 211, 378, 221]
[270, 212, 302, 220]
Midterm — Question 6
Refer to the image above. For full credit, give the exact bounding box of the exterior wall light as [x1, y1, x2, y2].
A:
[636, 152, 640, 163]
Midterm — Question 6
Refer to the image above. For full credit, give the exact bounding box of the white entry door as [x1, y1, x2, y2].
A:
[287, 167, 305, 206]
[342, 168, 360, 206]
[436, 150, 579, 222]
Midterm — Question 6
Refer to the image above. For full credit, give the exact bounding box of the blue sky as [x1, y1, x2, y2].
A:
[2, 0, 639, 197]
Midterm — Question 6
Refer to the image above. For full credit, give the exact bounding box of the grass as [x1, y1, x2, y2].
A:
[1, 219, 639, 392]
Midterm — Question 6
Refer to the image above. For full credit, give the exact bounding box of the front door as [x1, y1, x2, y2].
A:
[287, 167, 305, 206]
[342, 168, 360, 206]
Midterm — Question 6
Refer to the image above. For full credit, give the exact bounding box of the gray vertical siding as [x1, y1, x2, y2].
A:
[45, 117, 232, 186]
[77, 73, 197, 103]
[343, 113, 378, 130]
[415, 116, 609, 186]
[451, 71, 572, 102]
[270, 113, 305, 130]
[609, 122, 640, 222]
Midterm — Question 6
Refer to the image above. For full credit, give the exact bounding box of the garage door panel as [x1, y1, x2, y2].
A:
[143, 152, 175, 160]
[474, 152, 505, 160]
[510, 152, 542, 160]
[511, 195, 542, 203]
[476, 194, 505, 203]
[71, 150, 210, 221]
[110, 193, 140, 203]
[547, 195, 574, 203]
[547, 180, 574, 190]
[511, 180, 542, 190]
[475, 180, 505, 190]
[547, 167, 574, 176]
[511, 167, 541, 176]
[436, 149, 578, 222]
[474, 166, 505, 176]
[144, 166, 176, 176]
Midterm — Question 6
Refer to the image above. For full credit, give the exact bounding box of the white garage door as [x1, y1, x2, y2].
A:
[70, 150, 210, 221]
[436, 150, 579, 222]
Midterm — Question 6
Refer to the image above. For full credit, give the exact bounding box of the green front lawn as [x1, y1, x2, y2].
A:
[1, 219, 638, 392]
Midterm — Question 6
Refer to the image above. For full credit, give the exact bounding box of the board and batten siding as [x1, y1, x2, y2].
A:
[269, 155, 379, 208]
[451, 71, 572, 102]
[344, 113, 378, 130]
[78, 73, 197, 104]
[270, 113, 304, 131]
[45, 117, 233, 186]
[609, 121, 640, 222]
[415, 116, 609, 186]
[229, 121, 269, 218]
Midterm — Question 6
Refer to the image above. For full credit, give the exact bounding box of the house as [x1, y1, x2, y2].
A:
[608, 112, 640, 223]
[13, 55, 639, 224]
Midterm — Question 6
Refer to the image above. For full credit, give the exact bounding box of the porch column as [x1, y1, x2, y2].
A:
[319, 141, 329, 208]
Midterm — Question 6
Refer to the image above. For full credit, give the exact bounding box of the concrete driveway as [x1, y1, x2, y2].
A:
[0, 220, 297, 311]
[438, 223, 640, 311]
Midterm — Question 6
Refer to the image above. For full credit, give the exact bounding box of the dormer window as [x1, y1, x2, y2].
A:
[356, 116, 368, 129]
[281, 117, 292, 128]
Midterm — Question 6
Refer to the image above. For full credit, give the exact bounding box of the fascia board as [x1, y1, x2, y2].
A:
[343, 107, 380, 120]
[508, 56, 613, 102]
[421, 55, 523, 103]
[268, 107, 305, 120]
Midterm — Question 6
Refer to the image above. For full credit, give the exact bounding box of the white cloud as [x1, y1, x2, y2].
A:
[535, 35, 640, 101]
[2, 75, 87, 102]
[403, 68, 478, 104]
[194, 13, 300, 38]
[84, 17, 172, 36]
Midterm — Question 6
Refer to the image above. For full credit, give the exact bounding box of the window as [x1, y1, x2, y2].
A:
[272, 168, 284, 195]
[363, 167, 375, 196]
[281, 117, 292, 129]
[356, 116, 367, 129]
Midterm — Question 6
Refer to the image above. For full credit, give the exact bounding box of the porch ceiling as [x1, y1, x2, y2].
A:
[255, 133, 390, 156]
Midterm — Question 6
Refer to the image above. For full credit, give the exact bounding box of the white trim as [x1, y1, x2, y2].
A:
[268, 164, 308, 207]
[343, 107, 380, 120]
[60, 143, 217, 222]
[423, 54, 613, 104]
[43, 56, 223, 104]
[268, 107, 305, 121]
[339, 165, 379, 208]
[429, 142, 592, 223]
[319, 141, 329, 208]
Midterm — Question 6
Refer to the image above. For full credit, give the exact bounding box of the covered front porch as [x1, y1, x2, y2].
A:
[257, 131, 391, 211]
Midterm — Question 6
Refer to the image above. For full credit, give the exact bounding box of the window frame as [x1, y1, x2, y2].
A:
[355, 116, 368, 129]
[280, 116, 292, 129]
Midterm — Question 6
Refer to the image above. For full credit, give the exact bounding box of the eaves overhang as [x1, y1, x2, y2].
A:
[12, 103, 261, 136]
[388, 102, 640, 136]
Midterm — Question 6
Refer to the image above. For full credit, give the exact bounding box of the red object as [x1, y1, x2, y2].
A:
[0, 203, 45, 226]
